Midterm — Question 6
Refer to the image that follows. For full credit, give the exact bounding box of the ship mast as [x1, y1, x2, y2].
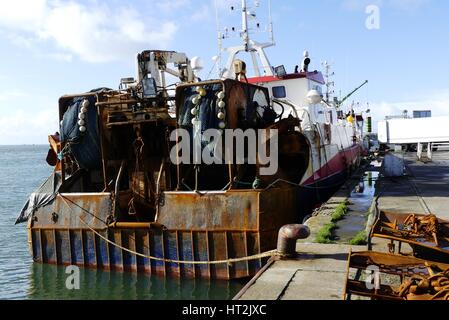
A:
[242, 0, 250, 50]
[322, 61, 335, 104]
[220, 0, 276, 78]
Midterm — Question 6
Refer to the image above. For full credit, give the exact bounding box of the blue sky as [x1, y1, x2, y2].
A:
[0, 0, 448, 144]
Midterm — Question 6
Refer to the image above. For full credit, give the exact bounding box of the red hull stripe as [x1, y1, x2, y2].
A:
[303, 145, 361, 185]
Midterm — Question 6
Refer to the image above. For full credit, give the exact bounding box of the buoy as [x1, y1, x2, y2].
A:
[252, 177, 262, 189]
[191, 108, 198, 116]
[347, 115, 354, 123]
[79, 126, 87, 133]
[78, 112, 85, 120]
[78, 120, 85, 126]
[198, 88, 207, 97]
[217, 112, 225, 120]
[80, 106, 88, 113]
[192, 95, 201, 105]
[218, 121, 226, 129]
[82, 99, 89, 109]
[218, 101, 225, 109]
[218, 91, 225, 99]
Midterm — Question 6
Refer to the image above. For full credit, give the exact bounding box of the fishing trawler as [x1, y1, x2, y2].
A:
[217, 0, 367, 214]
[16, 0, 366, 280]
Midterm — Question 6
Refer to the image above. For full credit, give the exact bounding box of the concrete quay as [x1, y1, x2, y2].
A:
[235, 152, 449, 300]
[376, 151, 449, 220]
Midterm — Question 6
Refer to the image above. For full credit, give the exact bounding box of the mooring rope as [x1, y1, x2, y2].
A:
[59, 194, 109, 225]
[77, 217, 279, 265]
[58, 181, 281, 265]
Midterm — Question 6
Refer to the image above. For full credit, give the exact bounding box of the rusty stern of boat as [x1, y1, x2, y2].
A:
[16, 51, 310, 280]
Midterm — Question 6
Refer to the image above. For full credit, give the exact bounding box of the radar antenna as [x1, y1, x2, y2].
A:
[216, 0, 276, 78]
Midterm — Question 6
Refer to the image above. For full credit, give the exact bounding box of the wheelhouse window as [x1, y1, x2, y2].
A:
[413, 110, 432, 118]
[272, 86, 286, 98]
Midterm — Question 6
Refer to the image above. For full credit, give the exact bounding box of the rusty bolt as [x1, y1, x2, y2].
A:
[277, 224, 310, 257]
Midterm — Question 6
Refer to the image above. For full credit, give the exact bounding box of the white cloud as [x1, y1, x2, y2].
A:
[0, 88, 57, 144]
[0, 0, 47, 31]
[156, 0, 190, 12]
[0, 0, 178, 63]
[43, 52, 74, 62]
[0, 107, 58, 145]
[0, 90, 26, 102]
[191, 4, 214, 22]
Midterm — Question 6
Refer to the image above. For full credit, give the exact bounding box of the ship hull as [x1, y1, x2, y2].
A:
[298, 144, 362, 217]
[297, 169, 348, 218]
[27, 188, 298, 280]
[29, 227, 264, 280]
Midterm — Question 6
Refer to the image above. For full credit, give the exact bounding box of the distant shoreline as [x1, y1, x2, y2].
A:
[0, 144, 48, 147]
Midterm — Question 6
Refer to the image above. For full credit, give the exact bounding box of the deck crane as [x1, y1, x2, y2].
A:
[337, 80, 368, 109]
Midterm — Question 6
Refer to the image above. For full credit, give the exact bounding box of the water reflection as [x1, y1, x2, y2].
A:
[28, 263, 245, 300]
[349, 171, 379, 212]
[334, 169, 381, 242]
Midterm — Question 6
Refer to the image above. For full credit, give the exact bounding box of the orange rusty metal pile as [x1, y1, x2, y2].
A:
[403, 214, 440, 245]
[397, 268, 449, 300]
[370, 211, 449, 259]
[344, 251, 449, 300]
[344, 211, 449, 300]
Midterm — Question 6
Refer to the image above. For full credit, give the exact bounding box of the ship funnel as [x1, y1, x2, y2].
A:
[301, 50, 311, 72]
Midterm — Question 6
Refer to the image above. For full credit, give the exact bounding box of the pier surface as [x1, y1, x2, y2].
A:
[237, 243, 364, 300]
[235, 151, 449, 300]
[377, 152, 449, 219]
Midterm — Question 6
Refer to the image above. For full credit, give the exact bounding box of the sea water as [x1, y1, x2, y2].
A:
[0, 145, 244, 300]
